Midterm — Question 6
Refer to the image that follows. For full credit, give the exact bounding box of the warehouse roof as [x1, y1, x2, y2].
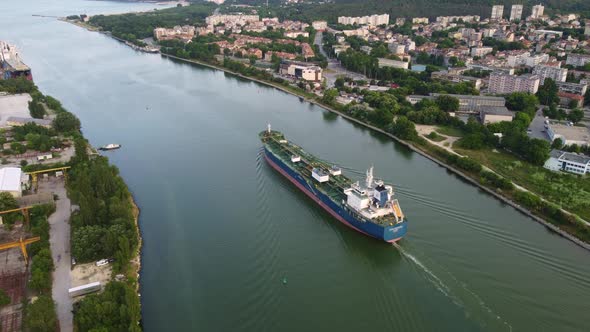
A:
[0, 167, 22, 192]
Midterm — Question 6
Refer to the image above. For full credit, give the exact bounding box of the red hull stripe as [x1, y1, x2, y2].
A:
[264, 154, 375, 239]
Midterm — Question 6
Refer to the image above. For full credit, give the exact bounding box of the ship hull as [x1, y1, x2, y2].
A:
[263, 148, 407, 243]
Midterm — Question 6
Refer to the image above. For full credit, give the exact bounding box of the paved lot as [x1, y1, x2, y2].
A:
[0, 94, 31, 127]
[527, 108, 550, 141]
[39, 179, 73, 332]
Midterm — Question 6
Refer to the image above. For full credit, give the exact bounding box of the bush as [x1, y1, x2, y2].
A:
[29, 248, 53, 293]
[480, 170, 514, 191]
[74, 282, 141, 332]
[0, 289, 10, 307]
[53, 112, 81, 133]
[24, 295, 57, 332]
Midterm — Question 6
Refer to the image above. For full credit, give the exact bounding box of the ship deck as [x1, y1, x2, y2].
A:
[261, 130, 400, 225]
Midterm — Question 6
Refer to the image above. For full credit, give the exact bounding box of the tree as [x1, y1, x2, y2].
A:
[435, 95, 460, 112]
[28, 100, 45, 119]
[524, 138, 551, 166]
[567, 108, 584, 123]
[551, 137, 564, 150]
[536, 78, 559, 105]
[506, 92, 539, 117]
[390, 116, 418, 140]
[53, 112, 81, 133]
[0, 192, 19, 224]
[321, 88, 338, 105]
[24, 295, 57, 332]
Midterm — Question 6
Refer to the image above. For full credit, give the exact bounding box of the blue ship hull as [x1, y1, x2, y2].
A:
[264, 148, 407, 243]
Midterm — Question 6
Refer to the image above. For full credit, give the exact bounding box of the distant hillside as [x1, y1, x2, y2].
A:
[265, 0, 590, 22]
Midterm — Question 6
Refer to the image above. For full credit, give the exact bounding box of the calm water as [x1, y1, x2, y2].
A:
[2, 1, 590, 331]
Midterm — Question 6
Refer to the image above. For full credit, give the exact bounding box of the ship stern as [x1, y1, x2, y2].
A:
[383, 222, 407, 243]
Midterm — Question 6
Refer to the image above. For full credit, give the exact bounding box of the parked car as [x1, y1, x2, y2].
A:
[96, 259, 109, 267]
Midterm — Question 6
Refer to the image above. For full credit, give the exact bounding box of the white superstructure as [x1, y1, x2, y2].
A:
[344, 167, 404, 224]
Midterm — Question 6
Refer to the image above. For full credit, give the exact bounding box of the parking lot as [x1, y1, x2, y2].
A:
[527, 108, 550, 141]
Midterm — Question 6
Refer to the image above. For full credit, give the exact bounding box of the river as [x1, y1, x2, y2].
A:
[1, 1, 590, 331]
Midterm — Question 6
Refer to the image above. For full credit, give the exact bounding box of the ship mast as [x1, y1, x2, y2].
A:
[365, 166, 374, 189]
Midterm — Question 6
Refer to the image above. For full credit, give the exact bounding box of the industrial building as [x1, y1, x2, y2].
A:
[0, 167, 25, 198]
[279, 61, 322, 82]
[479, 106, 514, 124]
[544, 150, 590, 175]
[406, 93, 505, 112]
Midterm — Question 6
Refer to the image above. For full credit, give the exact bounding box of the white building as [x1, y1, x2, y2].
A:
[279, 61, 322, 81]
[488, 73, 540, 94]
[412, 17, 429, 24]
[585, 25, 590, 36]
[530, 4, 545, 19]
[507, 53, 549, 67]
[566, 54, 590, 67]
[0, 167, 24, 198]
[205, 14, 259, 26]
[510, 5, 523, 21]
[388, 42, 406, 54]
[471, 47, 493, 57]
[337, 14, 389, 26]
[533, 65, 568, 84]
[544, 150, 590, 175]
[547, 123, 590, 146]
[312, 21, 327, 31]
[491, 5, 504, 20]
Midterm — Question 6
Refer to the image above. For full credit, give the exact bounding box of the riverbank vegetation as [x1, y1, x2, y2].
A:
[89, 2, 216, 44]
[1, 80, 142, 330]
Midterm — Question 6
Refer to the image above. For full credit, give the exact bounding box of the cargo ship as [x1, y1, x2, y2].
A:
[260, 126, 407, 243]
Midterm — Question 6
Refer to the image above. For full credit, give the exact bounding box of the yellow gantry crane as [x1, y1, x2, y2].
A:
[0, 236, 40, 263]
[26, 166, 71, 191]
[0, 206, 33, 225]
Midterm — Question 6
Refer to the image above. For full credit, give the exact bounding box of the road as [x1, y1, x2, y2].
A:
[41, 179, 73, 332]
[527, 107, 550, 141]
[314, 31, 368, 87]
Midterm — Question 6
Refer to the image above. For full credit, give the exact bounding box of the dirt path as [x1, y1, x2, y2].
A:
[40, 179, 73, 332]
[415, 124, 461, 155]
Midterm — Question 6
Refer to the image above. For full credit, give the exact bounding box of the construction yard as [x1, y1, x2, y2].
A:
[0, 219, 31, 332]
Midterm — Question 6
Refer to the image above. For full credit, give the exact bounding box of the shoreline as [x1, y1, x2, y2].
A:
[62, 18, 590, 251]
[129, 194, 142, 295]
[159, 53, 590, 251]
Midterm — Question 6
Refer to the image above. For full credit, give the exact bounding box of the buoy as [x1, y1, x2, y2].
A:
[282, 277, 287, 285]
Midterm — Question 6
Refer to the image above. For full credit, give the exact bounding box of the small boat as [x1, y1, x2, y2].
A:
[99, 143, 121, 151]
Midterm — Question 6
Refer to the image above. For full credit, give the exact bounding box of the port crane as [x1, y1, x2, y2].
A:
[0, 236, 40, 264]
[26, 166, 71, 191]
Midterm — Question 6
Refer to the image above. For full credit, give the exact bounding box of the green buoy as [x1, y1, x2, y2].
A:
[282, 277, 287, 285]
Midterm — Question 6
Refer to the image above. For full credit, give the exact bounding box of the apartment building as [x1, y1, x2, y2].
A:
[488, 72, 540, 94]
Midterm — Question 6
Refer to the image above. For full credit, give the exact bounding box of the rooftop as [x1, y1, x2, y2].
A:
[551, 150, 590, 164]
[0, 167, 22, 192]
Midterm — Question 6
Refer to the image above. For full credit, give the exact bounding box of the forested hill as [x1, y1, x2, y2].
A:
[263, 0, 590, 22]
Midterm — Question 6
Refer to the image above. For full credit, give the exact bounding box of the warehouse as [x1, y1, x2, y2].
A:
[0, 167, 24, 198]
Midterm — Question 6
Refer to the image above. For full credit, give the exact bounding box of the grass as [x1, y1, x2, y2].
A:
[455, 147, 590, 221]
[436, 125, 464, 137]
[426, 131, 446, 142]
